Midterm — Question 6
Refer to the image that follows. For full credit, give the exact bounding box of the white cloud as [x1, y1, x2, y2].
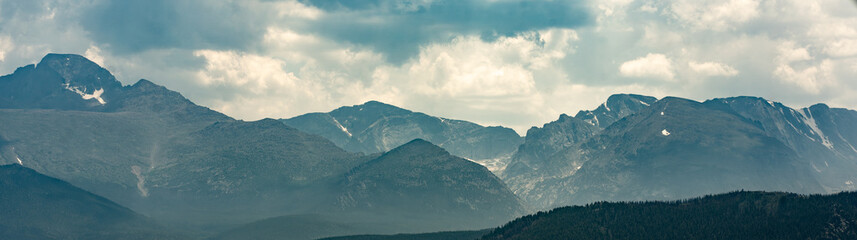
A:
[192, 50, 332, 119]
[639, 4, 658, 13]
[773, 59, 834, 95]
[670, 0, 760, 31]
[0, 36, 13, 62]
[776, 41, 813, 63]
[1, 0, 857, 134]
[84, 45, 105, 66]
[824, 39, 857, 57]
[273, 0, 323, 19]
[688, 61, 739, 77]
[619, 53, 675, 81]
[772, 41, 837, 94]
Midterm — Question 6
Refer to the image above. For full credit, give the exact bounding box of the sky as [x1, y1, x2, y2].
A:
[1, 0, 856, 134]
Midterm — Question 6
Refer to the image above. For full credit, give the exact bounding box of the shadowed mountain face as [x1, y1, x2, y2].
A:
[503, 94, 657, 208]
[704, 97, 857, 192]
[505, 95, 856, 210]
[0, 54, 525, 234]
[282, 101, 523, 173]
[481, 191, 857, 240]
[0, 164, 186, 240]
[212, 140, 524, 240]
[334, 139, 524, 224]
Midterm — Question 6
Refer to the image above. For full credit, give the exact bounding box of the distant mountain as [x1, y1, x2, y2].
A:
[553, 97, 822, 205]
[574, 94, 658, 128]
[503, 94, 656, 207]
[212, 140, 524, 240]
[0, 54, 525, 234]
[481, 191, 857, 240]
[282, 101, 523, 172]
[705, 97, 857, 192]
[333, 139, 524, 226]
[504, 95, 857, 210]
[0, 164, 186, 240]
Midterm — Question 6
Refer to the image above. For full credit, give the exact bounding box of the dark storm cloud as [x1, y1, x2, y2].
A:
[299, 0, 592, 63]
[76, 0, 590, 63]
[80, 0, 266, 54]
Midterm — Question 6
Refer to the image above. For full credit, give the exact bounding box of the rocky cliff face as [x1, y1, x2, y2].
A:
[504, 95, 856, 210]
[503, 94, 657, 208]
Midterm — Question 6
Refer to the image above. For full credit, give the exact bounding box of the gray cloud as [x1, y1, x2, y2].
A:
[81, 0, 267, 54]
[298, 0, 592, 63]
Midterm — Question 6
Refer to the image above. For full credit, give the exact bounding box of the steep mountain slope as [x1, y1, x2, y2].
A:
[706, 97, 857, 192]
[141, 119, 368, 225]
[504, 95, 855, 210]
[574, 94, 658, 128]
[0, 54, 374, 229]
[482, 191, 857, 240]
[333, 139, 524, 227]
[282, 101, 523, 172]
[0, 164, 186, 240]
[0, 54, 526, 235]
[212, 140, 525, 240]
[553, 97, 821, 206]
[502, 94, 656, 207]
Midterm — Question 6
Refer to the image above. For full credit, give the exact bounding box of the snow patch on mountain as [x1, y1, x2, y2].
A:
[584, 114, 599, 126]
[797, 109, 834, 149]
[332, 118, 352, 137]
[63, 83, 106, 105]
[131, 165, 149, 197]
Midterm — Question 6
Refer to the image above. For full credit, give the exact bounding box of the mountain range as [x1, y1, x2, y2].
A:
[282, 101, 523, 173]
[0, 54, 523, 237]
[2, 53, 857, 239]
[502, 94, 857, 210]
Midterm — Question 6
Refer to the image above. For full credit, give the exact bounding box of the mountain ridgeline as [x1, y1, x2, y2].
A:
[0, 164, 186, 239]
[503, 94, 857, 210]
[282, 101, 523, 173]
[3, 53, 857, 239]
[0, 54, 524, 237]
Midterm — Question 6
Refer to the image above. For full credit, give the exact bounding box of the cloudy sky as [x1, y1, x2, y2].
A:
[1, 0, 856, 133]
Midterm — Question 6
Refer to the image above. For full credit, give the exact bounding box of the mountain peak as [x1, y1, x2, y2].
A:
[388, 138, 447, 155]
[36, 53, 122, 91]
[356, 100, 410, 112]
[573, 93, 657, 128]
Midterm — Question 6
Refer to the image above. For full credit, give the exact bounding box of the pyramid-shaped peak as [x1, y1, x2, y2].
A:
[378, 138, 451, 159]
[359, 100, 409, 111]
[395, 138, 444, 152]
[331, 100, 413, 117]
[36, 53, 122, 91]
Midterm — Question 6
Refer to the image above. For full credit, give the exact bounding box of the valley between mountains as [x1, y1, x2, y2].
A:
[2, 54, 857, 239]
